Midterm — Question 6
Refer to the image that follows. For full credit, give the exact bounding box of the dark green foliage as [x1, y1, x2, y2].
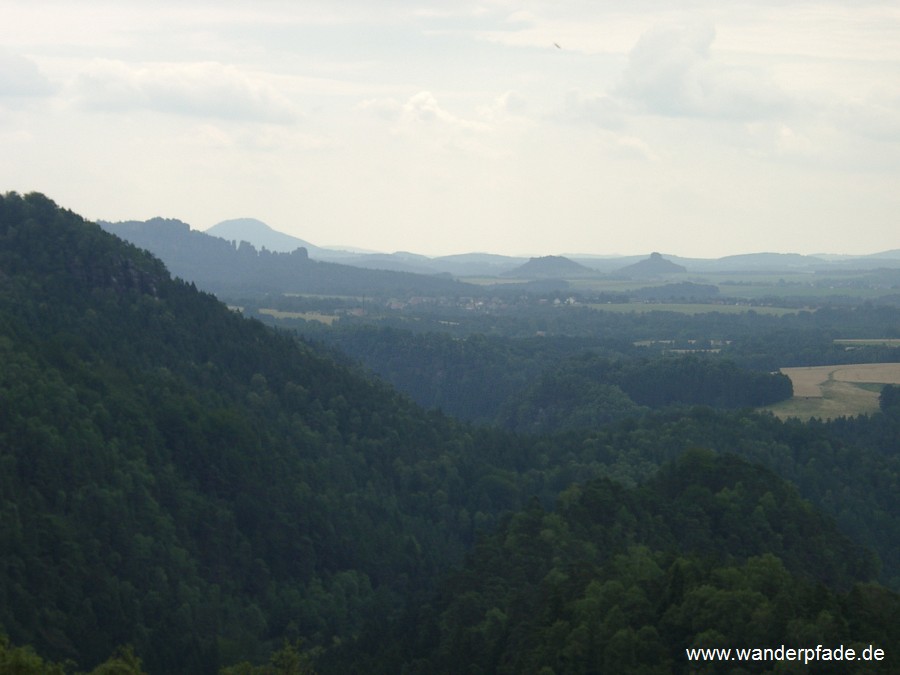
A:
[316, 327, 620, 425]
[0, 635, 146, 674]
[219, 640, 319, 674]
[880, 384, 900, 413]
[632, 281, 719, 301]
[499, 366, 644, 433]
[312, 327, 792, 431]
[511, 408, 900, 591]
[501, 354, 792, 433]
[0, 193, 492, 671]
[3, 192, 900, 674]
[352, 454, 895, 674]
[613, 354, 793, 408]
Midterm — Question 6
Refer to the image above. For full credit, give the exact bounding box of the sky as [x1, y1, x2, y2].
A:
[1, 1, 899, 258]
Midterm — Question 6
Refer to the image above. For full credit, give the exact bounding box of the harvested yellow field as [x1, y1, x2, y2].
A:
[258, 309, 337, 325]
[834, 338, 900, 347]
[781, 363, 900, 397]
[833, 363, 900, 383]
[766, 363, 900, 420]
[783, 366, 836, 398]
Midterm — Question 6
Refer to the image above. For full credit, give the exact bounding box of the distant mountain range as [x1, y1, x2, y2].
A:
[100, 218, 479, 298]
[199, 217, 900, 277]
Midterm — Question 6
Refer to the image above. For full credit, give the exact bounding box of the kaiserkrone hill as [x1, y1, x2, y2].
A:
[615, 251, 687, 277]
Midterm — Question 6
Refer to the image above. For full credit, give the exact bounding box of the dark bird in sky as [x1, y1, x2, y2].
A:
[554, 42, 561, 49]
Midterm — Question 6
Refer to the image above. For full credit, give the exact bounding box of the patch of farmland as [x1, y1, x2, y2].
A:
[765, 363, 900, 420]
[258, 309, 336, 325]
[834, 338, 900, 348]
[587, 302, 797, 316]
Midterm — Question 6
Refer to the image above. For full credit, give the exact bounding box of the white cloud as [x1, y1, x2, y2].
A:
[2, 0, 899, 257]
[359, 90, 489, 132]
[0, 49, 55, 99]
[401, 91, 489, 131]
[836, 96, 900, 144]
[617, 22, 789, 120]
[72, 60, 298, 123]
[561, 90, 625, 129]
[612, 135, 660, 162]
[473, 5, 647, 54]
[481, 90, 528, 118]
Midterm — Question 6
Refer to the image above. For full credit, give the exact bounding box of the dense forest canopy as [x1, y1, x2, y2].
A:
[2, 192, 899, 673]
[335, 452, 893, 674]
[307, 325, 794, 429]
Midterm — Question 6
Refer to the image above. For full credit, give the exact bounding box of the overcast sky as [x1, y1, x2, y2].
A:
[2, 1, 899, 257]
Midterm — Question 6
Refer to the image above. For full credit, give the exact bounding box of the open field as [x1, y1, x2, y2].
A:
[764, 363, 900, 420]
[717, 283, 890, 301]
[586, 302, 798, 316]
[835, 338, 900, 348]
[258, 309, 337, 325]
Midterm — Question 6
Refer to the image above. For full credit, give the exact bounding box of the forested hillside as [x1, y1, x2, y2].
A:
[2, 192, 899, 674]
[338, 452, 896, 674]
[310, 327, 793, 428]
[100, 218, 477, 298]
[0, 193, 499, 671]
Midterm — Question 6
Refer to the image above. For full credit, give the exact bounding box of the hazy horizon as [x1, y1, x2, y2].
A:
[2, 1, 899, 258]
[201, 215, 900, 260]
